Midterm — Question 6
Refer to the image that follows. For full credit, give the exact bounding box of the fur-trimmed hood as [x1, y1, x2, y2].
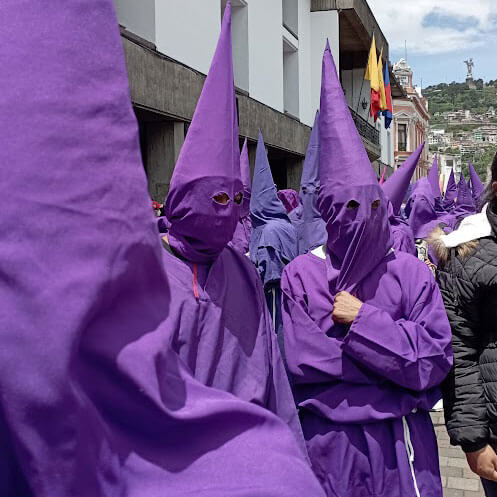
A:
[428, 227, 479, 264]
[429, 204, 495, 263]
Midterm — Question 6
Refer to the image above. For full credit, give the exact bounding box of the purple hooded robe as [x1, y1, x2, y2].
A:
[428, 155, 446, 215]
[297, 111, 328, 255]
[0, 1, 326, 496]
[249, 132, 298, 339]
[443, 168, 457, 211]
[469, 162, 485, 211]
[407, 178, 457, 239]
[163, 5, 307, 455]
[281, 43, 453, 497]
[453, 172, 477, 221]
[230, 138, 252, 254]
[381, 143, 425, 256]
[278, 189, 300, 214]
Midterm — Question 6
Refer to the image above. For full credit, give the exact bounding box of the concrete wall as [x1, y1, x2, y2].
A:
[283, 37, 299, 118]
[231, 3, 250, 92]
[155, 0, 221, 75]
[379, 123, 394, 167]
[248, 0, 284, 112]
[310, 10, 339, 118]
[297, 0, 314, 126]
[114, 0, 155, 43]
[282, 0, 299, 35]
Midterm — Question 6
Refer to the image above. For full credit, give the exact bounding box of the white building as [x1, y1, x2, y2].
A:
[438, 153, 462, 191]
[114, 0, 398, 199]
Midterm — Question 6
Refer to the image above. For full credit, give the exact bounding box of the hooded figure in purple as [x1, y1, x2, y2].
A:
[428, 155, 445, 214]
[250, 131, 298, 343]
[443, 168, 457, 211]
[230, 138, 252, 254]
[469, 162, 485, 210]
[0, 2, 327, 496]
[297, 110, 328, 255]
[281, 42, 453, 497]
[278, 188, 300, 214]
[381, 143, 425, 255]
[453, 172, 476, 221]
[163, 5, 306, 455]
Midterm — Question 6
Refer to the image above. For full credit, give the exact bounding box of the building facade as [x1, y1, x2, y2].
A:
[392, 58, 430, 181]
[437, 153, 462, 191]
[114, 0, 396, 200]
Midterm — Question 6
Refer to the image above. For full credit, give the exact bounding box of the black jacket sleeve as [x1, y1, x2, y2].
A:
[437, 258, 489, 453]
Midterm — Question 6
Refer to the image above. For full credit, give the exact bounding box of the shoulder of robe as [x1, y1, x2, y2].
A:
[390, 250, 435, 281]
[281, 252, 322, 292]
[223, 244, 261, 276]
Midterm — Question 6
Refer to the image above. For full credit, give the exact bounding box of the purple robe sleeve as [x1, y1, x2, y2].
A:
[281, 270, 376, 385]
[256, 273, 308, 456]
[256, 246, 288, 286]
[392, 226, 417, 256]
[343, 264, 453, 392]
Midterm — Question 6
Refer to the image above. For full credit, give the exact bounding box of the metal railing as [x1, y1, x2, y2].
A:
[349, 107, 380, 147]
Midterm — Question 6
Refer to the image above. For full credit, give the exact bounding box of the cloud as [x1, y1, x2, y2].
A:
[368, 0, 497, 55]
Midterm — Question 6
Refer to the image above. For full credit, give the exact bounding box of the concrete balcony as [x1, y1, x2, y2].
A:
[349, 107, 381, 159]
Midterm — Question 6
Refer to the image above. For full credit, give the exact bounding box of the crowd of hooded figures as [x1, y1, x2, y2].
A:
[3, 2, 497, 497]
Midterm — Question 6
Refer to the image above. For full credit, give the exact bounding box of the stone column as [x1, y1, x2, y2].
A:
[247, 141, 257, 183]
[286, 156, 304, 192]
[145, 120, 184, 202]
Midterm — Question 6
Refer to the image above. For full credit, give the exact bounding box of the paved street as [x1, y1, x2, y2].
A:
[432, 412, 485, 497]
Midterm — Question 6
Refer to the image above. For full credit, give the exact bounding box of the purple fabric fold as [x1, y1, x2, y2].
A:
[0, 1, 326, 495]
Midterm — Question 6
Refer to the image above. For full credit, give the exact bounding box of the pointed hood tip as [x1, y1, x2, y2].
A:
[382, 142, 424, 214]
[167, 0, 237, 192]
[250, 131, 288, 222]
[319, 40, 377, 189]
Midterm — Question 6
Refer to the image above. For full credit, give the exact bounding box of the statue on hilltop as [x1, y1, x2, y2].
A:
[464, 58, 476, 89]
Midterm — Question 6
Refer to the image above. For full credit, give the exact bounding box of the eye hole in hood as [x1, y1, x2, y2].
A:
[212, 192, 230, 205]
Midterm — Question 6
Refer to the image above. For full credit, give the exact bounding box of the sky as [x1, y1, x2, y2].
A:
[368, 0, 497, 87]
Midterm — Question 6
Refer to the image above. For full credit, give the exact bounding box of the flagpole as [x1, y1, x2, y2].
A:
[356, 29, 375, 116]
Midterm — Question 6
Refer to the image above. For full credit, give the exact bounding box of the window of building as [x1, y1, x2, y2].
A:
[221, 0, 249, 92]
[282, 0, 298, 38]
[398, 124, 407, 152]
[283, 37, 299, 118]
[446, 160, 453, 169]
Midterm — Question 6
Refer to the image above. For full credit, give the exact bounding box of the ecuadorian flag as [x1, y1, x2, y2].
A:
[382, 62, 393, 129]
[364, 35, 381, 119]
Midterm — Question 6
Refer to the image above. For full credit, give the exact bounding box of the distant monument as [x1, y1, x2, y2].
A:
[464, 58, 476, 89]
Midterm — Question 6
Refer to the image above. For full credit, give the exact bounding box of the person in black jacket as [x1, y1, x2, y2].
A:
[431, 154, 497, 495]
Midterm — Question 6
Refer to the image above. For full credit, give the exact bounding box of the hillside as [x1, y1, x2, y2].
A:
[424, 80, 497, 121]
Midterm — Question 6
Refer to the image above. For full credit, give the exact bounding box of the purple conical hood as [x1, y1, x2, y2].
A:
[165, 4, 243, 263]
[453, 172, 476, 219]
[240, 138, 251, 217]
[298, 110, 327, 253]
[428, 155, 441, 198]
[443, 169, 457, 210]
[382, 143, 424, 215]
[469, 163, 485, 208]
[406, 178, 440, 239]
[318, 44, 377, 188]
[317, 42, 392, 293]
[250, 131, 289, 223]
[249, 131, 296, 268]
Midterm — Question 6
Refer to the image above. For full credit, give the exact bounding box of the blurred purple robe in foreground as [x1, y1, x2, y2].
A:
[0, 1, 324, 496]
